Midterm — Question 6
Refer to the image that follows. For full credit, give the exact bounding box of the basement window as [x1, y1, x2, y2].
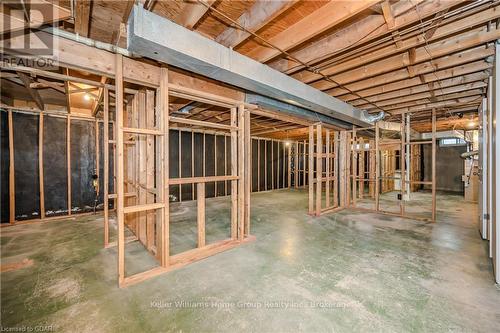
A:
[439, 138, 466, 147]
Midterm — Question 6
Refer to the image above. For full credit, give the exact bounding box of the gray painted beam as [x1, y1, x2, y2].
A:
[245, 93, 352, 129]
[127, 5, 371, 127]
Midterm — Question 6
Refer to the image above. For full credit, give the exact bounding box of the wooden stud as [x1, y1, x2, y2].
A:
[103, 88, 109, 247]
[192, 131, 195, 198]
[132, 94, 140, 234]
[294, 141, 298, 188]
[237, 104, 245, 240]
[325, 129, 330, 207]
[303, 140, 307, 187]
[264, 139, 267, 191]
[257, 138, 260, 191]
[95, 117, 100, 202]
[178, 130, 182, 202]
[277, 141, 280, 188]
[113, 121, 117, 210]
[160, 66, 170, 267]
[230, 107, 238, 239]
[352, 128, 357, 207]
[400, 113, 405, 216]
[369, 139, 375, 198]
[38, 112, 45, 218]
[146, 89, 155, 250]
[203, 132, 206, 179]
[271, 139, 274, 190]
[333, 131, 339, 207]
[283, 142, 286, 188]
[197, 183, 205, 247]
[214, 134, 218, 197]
[346, 132, 351, 206]
[8, 111, 15, 223]
[134, 89, 147, 241]
[116, 53, 125, 286]
[224, 133, 227, 196]
[431, 109, 437, 222]
[316, 124, 322, 216]
[338, 131, 346, 208]
[359, 137, 365, 199]
[288, 143, 292, 188]
[244, 108, 251, 236]
[375, 122, 380, 211]
[67, 113, 71, 215]
[308, 125, 314, 215]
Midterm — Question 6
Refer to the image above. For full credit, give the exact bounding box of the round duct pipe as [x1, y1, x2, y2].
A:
[460, 150, 478, 159]
[361, 110, 385, 123]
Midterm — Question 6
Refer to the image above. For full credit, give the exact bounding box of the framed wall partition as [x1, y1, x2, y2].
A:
[106, 56, 254, 288]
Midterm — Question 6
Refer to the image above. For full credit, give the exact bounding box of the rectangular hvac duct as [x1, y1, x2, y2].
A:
[127, 5, 370, 127]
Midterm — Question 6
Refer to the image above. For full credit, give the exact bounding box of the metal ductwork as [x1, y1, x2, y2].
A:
[245, 93, 353, 129]
[461, 150, 479, 159]
[362, 111, 385, 123]
[127, 5, 372, 128]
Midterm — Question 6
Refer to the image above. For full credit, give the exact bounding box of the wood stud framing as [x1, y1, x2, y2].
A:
[3, 0, 471, 286]
[3, 104, 104, 225]
[106, 65, 254, 287]
[338, 115, 436, 222]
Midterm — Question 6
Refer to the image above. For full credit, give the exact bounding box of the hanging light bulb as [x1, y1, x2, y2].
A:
[467, 115, 476, 128]
[84, 93, 91, 101]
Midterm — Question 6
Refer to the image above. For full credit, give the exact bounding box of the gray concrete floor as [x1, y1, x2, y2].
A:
[1, 189, 499, 332]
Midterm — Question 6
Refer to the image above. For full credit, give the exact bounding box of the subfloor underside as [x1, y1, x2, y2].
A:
[1, 189, 499, 332]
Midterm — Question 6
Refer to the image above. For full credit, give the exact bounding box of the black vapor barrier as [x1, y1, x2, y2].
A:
[0, 109, 112, 223]
[1, 114, 292, 222]
[169, 129, 290, 202]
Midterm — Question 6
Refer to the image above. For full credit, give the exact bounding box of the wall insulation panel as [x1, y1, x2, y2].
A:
[204, 134, 216, 198]
[13, 112, 39, 220]
[43, 115, 68, 216]
[70, 119, 96, 213]
[180, 131, 193, 201]
[251, 139, 258, 192]
[259, 140, 266, 190]
[169, 129, 180, 201]
[0, 111, 9, 223]
[215, 135, 225, 196]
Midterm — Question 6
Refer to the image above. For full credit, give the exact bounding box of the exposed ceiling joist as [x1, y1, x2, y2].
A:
[381, 88, 485, 112]
[312, 28, 499, 91]
[342, 60, 492, 103]
[215, 0, 297, 48]
[389, 96, 482, 115]
[327, 46, 493, 96]
[359, 81, 488, 110]
[0, 0, 71, 34]
[244, 0, 382, 63]
[381, 0, 395, 29]
[352, 71, 490, 107]
[75, 0, 91, 37]
[177, 0, 216, 30]
[268, 0, 456, 73]
[292, 4, 500, 84]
